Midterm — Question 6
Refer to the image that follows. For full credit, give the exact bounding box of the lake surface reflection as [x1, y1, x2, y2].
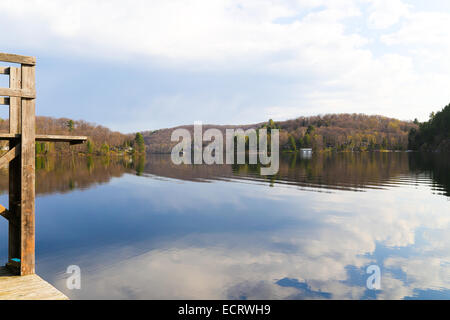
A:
[0, 152, 449, 299]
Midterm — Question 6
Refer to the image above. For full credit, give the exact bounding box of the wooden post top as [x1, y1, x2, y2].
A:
[0, 52, 87, 145]
[0, 52, 36, 65]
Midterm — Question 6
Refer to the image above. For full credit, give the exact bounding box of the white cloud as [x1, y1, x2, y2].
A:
[366, 0, 410, 29]
[381, 11, 450, 46]
[1, 0, 450, 127]
[0, 0, 368, 67]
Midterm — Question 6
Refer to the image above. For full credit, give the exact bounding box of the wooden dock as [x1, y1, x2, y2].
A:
[0, 267, 68, 300]
[0, 52, 85, 298]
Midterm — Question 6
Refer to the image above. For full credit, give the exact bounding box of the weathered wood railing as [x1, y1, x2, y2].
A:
[0, 52, 87, 275]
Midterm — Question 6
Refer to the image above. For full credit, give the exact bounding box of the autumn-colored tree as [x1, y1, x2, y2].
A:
[100, 143, 110, 155]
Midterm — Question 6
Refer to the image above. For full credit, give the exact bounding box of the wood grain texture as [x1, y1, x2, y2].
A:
[0, 88, 35, 98]
[0, 267, 68, 300]
[0, 133, 20, 140]
[35, 134, 87, 143]
[20, 64, 36, 276]
[0, 145, 19, 168]
[0, 52, 36, 65]
[9, 67, 21, 134]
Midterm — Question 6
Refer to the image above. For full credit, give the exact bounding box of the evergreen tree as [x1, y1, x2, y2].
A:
[67, 119, 74, 132]
[304, 134, 311, 148]
[410, 103, 450, 151]
[86, 139, 94, 154]
[289, 135, 297, 151]
[135, 132, 145, 153]
[298, 137, 304, 148]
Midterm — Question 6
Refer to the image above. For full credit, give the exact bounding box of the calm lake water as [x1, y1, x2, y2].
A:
[0, 152, 449, 299]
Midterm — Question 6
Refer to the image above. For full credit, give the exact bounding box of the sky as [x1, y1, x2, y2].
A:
[1, 0, 450, 133]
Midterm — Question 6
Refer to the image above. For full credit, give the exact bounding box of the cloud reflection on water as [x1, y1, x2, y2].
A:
[0, 152, 449, 299]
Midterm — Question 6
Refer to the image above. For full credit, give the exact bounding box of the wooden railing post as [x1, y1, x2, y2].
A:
[6, 63, 36, 275]
[8, 67, 22, 272]
[20, 64, 36, 275]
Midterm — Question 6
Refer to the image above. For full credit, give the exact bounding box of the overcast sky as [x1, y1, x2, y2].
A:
[1, 0, 450, 132]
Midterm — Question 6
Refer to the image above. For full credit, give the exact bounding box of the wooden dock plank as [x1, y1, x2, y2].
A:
[0, 267, 68, 300]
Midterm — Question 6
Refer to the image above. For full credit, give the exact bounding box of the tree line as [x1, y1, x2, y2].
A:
[0, 112, 422, 156]
[408, 103, 450, 152]
[266, 114, 416, 152]
[140, 114, 417, 153]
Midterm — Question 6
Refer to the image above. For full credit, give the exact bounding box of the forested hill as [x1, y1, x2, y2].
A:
[408, 103, 450, 152]
[142, 114, 417, 153]
[0, 113, 418, 155]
